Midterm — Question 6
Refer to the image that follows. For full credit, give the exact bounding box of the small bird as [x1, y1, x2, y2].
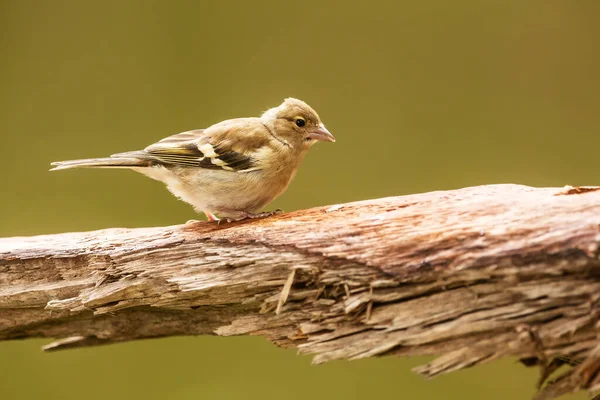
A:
[50, 98, 335, 222]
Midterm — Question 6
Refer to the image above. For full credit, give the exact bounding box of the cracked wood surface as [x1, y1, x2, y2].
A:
[2, 184, 600, 399]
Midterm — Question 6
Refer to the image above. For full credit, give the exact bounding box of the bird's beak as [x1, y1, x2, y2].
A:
[308, 124, 336, 143]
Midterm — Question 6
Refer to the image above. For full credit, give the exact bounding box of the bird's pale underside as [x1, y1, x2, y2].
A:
[51, 98, 335, 221]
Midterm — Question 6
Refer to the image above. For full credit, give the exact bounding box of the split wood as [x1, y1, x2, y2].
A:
[2, 184, 600, 399]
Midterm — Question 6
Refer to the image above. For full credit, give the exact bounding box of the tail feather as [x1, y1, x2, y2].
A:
[50, 153, 154, 171]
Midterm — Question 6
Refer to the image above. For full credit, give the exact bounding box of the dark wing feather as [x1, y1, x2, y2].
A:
[141, 129, 258, 171]
[197, 143, 255, 170]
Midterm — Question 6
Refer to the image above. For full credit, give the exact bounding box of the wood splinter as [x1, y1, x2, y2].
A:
[276, 269, 297, 315]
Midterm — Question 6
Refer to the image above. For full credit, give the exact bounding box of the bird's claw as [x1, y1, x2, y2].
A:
[249, 209, 282, 219]
[216, 209, 283, 224]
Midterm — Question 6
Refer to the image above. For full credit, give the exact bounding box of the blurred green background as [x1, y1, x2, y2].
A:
[1, 1, 598, 399]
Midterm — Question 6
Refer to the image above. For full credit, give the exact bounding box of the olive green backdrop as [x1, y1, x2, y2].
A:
[1, 1, 598, 399]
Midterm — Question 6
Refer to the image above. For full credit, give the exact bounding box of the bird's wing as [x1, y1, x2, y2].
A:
[138, 118, 271, 172]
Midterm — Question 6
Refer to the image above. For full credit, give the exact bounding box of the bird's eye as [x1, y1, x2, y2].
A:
[295, 118, 306, 127]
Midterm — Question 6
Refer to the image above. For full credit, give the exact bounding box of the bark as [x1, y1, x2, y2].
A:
[1, 184, 600, 399]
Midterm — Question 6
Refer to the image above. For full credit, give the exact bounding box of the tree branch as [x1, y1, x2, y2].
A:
[2, 184, 600, 399]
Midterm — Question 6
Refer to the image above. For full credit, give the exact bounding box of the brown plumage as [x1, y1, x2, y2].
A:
[50, 98, 335, 221]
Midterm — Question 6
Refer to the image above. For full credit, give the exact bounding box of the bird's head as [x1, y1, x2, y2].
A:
[261, 98, 335, 150]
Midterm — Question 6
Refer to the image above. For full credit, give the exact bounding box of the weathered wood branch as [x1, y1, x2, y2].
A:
[2, 184, 600, 399]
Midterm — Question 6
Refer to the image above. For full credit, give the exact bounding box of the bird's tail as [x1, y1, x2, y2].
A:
[50, 151, 155, 171]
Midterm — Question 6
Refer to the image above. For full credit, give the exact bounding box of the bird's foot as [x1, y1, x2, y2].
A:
[217, 209, 283, 224]
[246, 209, 283, 219]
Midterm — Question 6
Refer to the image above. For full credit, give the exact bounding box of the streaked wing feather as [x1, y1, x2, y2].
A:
[156, 129, 205, 143]
[143, 129, 257, 171]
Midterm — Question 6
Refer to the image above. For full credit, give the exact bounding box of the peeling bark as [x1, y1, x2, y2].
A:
[1, 184, 600, 399]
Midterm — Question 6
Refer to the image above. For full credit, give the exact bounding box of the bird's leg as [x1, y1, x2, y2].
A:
[204, 211, 220, 222]
[185, 211, 219, 224]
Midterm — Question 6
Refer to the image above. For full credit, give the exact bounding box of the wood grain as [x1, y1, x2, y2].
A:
[2, 184, 600, 399]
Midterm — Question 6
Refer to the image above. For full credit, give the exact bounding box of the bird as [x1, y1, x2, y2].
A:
[50, 98, 335, 222]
